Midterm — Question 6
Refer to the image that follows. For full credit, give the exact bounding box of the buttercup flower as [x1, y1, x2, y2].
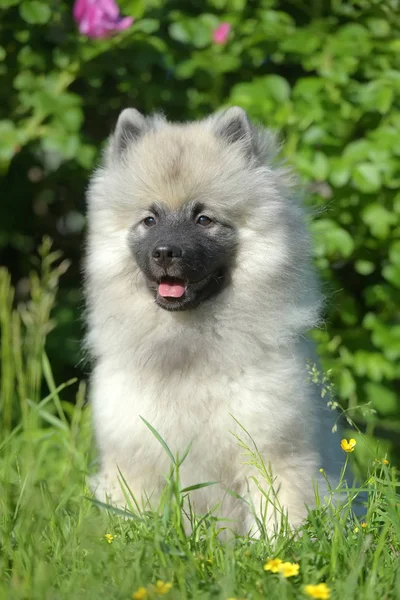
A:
[264, 558, 283, 573]
[104, 533, 114, 543]
[304, 583, 331, 599]
[73, 0, 133, 39]
[279, 562, 300, 578]
[153, 581, 172, 595]
[133, 588, 148, 600]
[361, 522, 368, 528]
[212, 22, 231, 44]
[375, 458, 389, 465]
[341, 438, 356, 453]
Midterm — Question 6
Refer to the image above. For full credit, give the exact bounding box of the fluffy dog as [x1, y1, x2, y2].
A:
[85, 106, 347, 535]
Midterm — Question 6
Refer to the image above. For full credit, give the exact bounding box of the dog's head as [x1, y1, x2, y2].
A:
[87, 107, 312, 316]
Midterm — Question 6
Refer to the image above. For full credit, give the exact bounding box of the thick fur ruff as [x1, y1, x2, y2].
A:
[85, 107, 347, 536]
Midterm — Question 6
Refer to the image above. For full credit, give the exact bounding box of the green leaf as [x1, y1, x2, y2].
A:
[357, 81, 394, 114]
[353, 351, 395, 381]
[311, 152, 329, 181]
[181, 481, 218, 493]
[352, 163, 382, 193]
[159, 541, 186, 557]
[19, 1, 51, 24]
[42, 352, 68, 426]
[211, 54, 240, 74]
[389, 241, 400, 265]
[382, 264, 400, 289]
[134, 19, 159, 34]
[329, 158, 350, 187]
[263, 75, 290, 103]
[365, 383, 397, 416]
[140, 416, 175, 464]
[281, 30, 321, 55]
[0, 120, 20, 164]
[339, 368, 356, 399]
[343, 140, 371, 163]
[120, 0, 145, 19]
[76, 144, 96, 170]
[362, 204, 396, 239]
[56, 107, 84, 132]
[312, 219, 355, 258]
[13, 70, 37, 90]
[176, 440, 192, 467]
[367, 18, 391, 38]
[85, 497, 141, 519]
[168, 22, 190, 44]
[355, 260, 375, 275]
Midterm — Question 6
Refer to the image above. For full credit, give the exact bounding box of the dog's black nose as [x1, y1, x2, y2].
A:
[152, 244, 182, 268]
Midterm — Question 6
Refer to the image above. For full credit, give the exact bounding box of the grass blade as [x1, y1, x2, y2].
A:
[181, 481, 218, 493]
[140, 416, 175, 464]
[85, 496, 141, 520]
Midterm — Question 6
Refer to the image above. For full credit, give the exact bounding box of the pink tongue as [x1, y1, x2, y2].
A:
[158, 282, 186, 298]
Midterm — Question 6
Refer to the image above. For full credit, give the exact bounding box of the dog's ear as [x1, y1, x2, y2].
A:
[211, 106, 253, 153]
[112, 108, 147, 156]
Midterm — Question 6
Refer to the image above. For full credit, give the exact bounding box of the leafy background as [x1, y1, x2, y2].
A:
[0, 0, 399, 462]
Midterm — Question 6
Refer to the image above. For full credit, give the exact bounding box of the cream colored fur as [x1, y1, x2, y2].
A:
[85, 108, 347, 536]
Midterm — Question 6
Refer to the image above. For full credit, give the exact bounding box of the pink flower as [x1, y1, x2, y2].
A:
[212, 22, 231, 45]
[73, 0, 133, 39]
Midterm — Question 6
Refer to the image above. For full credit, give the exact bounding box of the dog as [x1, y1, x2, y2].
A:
[84, 106, 350, 536]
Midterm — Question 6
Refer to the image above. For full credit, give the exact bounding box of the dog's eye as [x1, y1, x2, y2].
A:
[143, 216, 156, 227]
[197, 215, 212, 226]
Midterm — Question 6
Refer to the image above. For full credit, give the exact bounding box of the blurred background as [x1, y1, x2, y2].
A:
[0, 0, 399, 463]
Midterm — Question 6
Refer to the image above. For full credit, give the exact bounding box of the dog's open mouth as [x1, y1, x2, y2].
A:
[158, 277, 186, 299]
[150, 271, 226, 311]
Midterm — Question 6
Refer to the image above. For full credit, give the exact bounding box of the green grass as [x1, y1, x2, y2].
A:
[1, 241, 399, 600]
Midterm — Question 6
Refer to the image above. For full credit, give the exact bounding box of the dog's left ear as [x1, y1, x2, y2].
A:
[211, 106, 253, 155]
[111, 108, 147, 157]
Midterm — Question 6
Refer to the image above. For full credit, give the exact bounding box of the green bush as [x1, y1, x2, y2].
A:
[0, 0, 399, 448]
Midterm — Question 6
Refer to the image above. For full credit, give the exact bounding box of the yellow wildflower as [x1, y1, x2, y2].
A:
[354, 527, 359, 533]
[304, 583, 331, 599]
[153, 581, 172, 595]
[104, 533, 114, 544]
[278, 562, 300, 578]
[361, 522, 367, 528]
[375, 458, 389, 465]
[264, 558, 283, 573]
[382, 459, 389, 465]
[341, 438, 356, 453]
[133, 588, 148, 600]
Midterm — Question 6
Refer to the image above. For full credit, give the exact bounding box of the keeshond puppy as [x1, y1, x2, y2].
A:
[85, 106, 349, 536]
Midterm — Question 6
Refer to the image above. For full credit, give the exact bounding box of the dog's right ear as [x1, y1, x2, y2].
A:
[111, 108, 147, 157]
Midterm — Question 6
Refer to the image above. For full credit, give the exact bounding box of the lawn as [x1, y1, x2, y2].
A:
[1, 244, 399, 600]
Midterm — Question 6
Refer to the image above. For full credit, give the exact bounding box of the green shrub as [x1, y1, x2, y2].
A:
[0, 0, 399, 448]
